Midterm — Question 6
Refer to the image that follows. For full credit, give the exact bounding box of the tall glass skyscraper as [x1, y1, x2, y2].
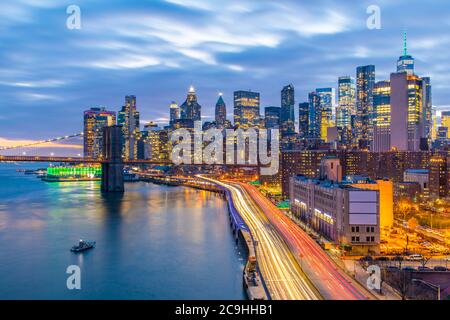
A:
[298, 102, 309, 139]
[215, 93, 226, 126]
[233, 90, 260, 128]
[421, 77, 432, 148]
[356, 65, 375, 150]
[83, 107, 116, 159]
[390, 72, 423, 152]
[280, 84, 295, 136]
[308, 92, 321, 140]
[337, 76, 356, 130]
[372, 80, 391, 152]
[316, 88, 335, 142]
[264, 106, 281, 129]
[169, 101, 179, 128]
[441, 111, 450, 138]
[118, 95, 140, 160]
[180, 85, 202, 122]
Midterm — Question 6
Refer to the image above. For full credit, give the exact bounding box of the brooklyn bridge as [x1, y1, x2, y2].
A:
[0, 126, 258, 192]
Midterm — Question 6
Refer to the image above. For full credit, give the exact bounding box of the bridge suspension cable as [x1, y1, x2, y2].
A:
[0, 132, 84, 151]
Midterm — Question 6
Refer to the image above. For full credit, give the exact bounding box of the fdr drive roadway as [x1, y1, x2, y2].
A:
[201, 176, 373, 300]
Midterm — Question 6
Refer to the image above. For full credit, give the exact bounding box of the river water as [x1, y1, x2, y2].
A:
[0, 163, 245, 299]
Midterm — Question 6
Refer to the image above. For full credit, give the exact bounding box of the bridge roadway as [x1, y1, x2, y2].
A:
[0, 155, 259, 167]
[0, 155, 171, 165]
[201, 176, 322, 300]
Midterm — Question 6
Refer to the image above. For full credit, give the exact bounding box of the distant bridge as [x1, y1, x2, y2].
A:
[1, 126, 259, 192]
[0, 155, 171, 165]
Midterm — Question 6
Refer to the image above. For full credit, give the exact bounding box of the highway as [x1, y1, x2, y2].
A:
[241, 183, 371, 300]
[202, 176, 322, 300]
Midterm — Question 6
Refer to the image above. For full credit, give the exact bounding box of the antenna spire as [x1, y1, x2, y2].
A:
[403, 31, 408, 56]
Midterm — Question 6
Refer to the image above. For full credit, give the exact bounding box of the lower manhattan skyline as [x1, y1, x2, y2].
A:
[1, 0, 450, 142]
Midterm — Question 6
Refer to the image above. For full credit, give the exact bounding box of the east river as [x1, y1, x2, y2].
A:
[0, 163, 245, 299]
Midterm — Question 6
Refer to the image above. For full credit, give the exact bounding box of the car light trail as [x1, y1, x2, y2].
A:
[201, 176, 322, 300]
[241, 183, 371, 300]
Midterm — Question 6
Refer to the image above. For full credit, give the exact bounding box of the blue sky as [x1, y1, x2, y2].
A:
[1, 0, 450, 142]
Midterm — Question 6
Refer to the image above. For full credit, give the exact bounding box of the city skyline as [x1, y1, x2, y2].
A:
[1, 0, 450, 142]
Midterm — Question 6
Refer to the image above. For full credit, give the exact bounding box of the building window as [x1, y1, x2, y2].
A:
[371, 236, 375, 242]
[356, 237, 360, 242]
[371, 227, 374, 232]
[366, 236, 370, 242]
[351, 236, 355, 242]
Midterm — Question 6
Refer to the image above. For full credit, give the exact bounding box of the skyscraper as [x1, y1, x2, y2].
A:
[390, 72, 423, 151]
[264, 106, 281, 129]
[169, 101, 179, 127]
[308, 92, 321, 140]
[233, 90, 260, 128]
[215, 93, 226, 126]
[280, 84, 295, 136]
[316, 88, 335, 142]
[372, 80, 391, 152]
[118, 95, 140, 160]
[440, 111, 450, 138]
[180, 85, 201, 122]
[337, 77, 356, 130]
[356, 65, 375, 150]
[83, 107, 116, 159]
[421, 77, 432, 148]
[397, 32, 415, 76]
[298, 102, 309, 139]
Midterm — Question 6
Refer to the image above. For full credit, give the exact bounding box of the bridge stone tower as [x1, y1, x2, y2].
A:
[101, 126, 124, 192]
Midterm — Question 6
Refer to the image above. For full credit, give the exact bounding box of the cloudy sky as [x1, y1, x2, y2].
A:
[1, 0, 450, 142]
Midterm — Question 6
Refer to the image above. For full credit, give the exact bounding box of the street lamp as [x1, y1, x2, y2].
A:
[412, 278, 440, 300]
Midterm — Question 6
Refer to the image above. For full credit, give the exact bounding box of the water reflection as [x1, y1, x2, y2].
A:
[0, 164, 245, 299]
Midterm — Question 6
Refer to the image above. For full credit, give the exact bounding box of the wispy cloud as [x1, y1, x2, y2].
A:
[0, 0, 449, 139]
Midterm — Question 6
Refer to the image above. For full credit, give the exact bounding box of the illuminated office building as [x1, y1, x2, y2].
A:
[264, 106, 281, 129]
[83, 107, 116, 159]
[298, 102, 309, 139]
[280, 84, 295, 136]
[215, 93, 227, 126]
[308, 92, 321, 140]
[372, 81, 391, 152]
[180, 85, 202, 122]
[148, 129, 170, 162]
[169, 101, 180, 127]
[118, 95, 140, 160]
[316, 88, 335, 142]
[233, 90, 260, 128]
[421, 77, 432, 148]
[290, 159, 380, 255]
[441, 111, 450, 138]
[356, 65, 375, 150]
[337, 77, 356, 130]
[429, 155, 447, 198]
[390, 72, 423, 152]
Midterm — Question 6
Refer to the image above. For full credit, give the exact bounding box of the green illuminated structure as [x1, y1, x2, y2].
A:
[46, 166, 102, 177]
